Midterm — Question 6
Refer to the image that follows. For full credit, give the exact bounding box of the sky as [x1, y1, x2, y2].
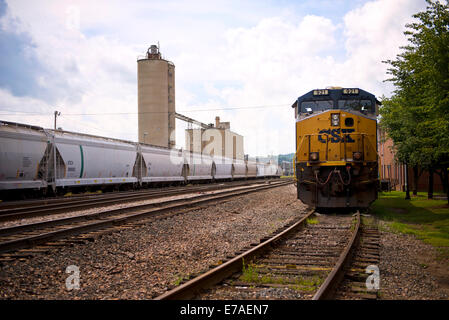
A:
[0, 0, 428, 157]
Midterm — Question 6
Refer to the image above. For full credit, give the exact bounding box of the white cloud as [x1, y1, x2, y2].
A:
[200, 15, 338, 156]
[339, 0, 425, 96]
[0, 0, 428, 157]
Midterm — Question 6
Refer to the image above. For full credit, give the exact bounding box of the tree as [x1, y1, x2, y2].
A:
[381, 0, 449, 203]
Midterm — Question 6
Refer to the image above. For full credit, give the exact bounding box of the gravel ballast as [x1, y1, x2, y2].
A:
[0, 182, 273, 229]
[379, 221, 449, 300]
[1, 183, 448, 300]
[0, 184, 307, 299]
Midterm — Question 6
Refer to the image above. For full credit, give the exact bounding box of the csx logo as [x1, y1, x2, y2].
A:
[318, 128, 355, 143]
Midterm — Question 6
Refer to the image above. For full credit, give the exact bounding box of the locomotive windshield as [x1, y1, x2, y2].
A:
[338, 99, 373, 114]
[295, 88, 379, 117]
[300, 100, 333, 114]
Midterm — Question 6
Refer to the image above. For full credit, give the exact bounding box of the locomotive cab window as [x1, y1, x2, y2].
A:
[338, 100, 373, 114]
[300, 100, 333, 114]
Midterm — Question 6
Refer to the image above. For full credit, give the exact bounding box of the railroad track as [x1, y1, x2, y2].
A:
[0, 179, 276, 210]
[0, 179, 285, 222]
[333, 217, 381, 299]
[155, 210, 380, 300]
[0, 180, 292, 260]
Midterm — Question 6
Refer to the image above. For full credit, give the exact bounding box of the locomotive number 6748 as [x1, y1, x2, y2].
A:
[292, 87, 380, 209]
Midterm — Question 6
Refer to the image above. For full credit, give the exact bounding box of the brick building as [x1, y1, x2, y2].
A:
[378, 128, 444, 192]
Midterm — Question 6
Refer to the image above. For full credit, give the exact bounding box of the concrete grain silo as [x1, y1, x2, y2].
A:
[137, 45, 175, 148]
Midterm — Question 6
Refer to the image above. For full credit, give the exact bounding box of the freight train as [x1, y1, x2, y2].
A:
[0, 120, 281, 198]
[292, 87, 380, 208]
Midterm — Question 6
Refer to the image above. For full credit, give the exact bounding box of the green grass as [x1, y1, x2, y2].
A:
[241, 261, 259, 283]
[370, 191, 449, 258]
[306, 218, 319, 225]
[240, 261, 323, 291]
[172, 273, 191, 286]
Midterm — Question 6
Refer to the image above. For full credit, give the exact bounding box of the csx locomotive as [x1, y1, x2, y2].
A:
[292, 87, 380, 208]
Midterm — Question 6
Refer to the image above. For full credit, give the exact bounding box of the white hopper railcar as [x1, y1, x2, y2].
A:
[0, 121, 48, 190]
[0, 120, 280, 198]
[246, 161, 257, 179]
[185, 152, 214, 181]
[139, 144, 186, 183]
[265, 163, 278, 177]
[256, 162, 266, 177]
[213, 156, 233, 180]
[52, 130, 138, 187]
[232, 159, 247, 179]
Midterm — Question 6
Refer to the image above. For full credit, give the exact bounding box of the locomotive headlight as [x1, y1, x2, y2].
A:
[331, 113, 340, 126]
[353, 151, 362, 161]
[309, 152, 319, 161]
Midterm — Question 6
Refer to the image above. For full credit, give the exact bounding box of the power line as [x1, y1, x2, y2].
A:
[0, 109, 50, 115]
[0, 103, 291, 116]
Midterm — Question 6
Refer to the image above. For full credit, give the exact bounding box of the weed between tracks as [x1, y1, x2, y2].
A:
[350, 216, 358, 231]
[173, 273, 191, 286]
[240, 261, 324, 292]
[361, 215, 377, 228]
[306, 218, 319, 225]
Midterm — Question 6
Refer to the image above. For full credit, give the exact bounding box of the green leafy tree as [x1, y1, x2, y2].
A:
[381, 0, 449, 202]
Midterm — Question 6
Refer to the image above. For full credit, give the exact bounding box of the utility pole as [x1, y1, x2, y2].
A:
[52, 110, 61, 191]
[54, 111, 61, 130]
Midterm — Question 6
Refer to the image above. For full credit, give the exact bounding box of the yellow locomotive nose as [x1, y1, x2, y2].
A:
[293, 87, 380, 208]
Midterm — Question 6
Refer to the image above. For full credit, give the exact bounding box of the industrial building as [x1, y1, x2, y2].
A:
[137, 44, 245, 160]
[0, 44, 283, 196]
[185, 116, 244, 160]
[137, 45, 176, 148]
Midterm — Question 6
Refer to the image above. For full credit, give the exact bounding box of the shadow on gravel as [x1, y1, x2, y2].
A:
[315, 207, 364, 215]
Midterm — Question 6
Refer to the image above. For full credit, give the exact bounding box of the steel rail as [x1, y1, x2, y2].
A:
[312, 211, 361, 300]
[0, 181, 292, 254]
[0, 179, 285, 222]
[155, 210, 360, 300]
[0, 179, 272, 211]
[155, 209, 315, 300]
[0, 188, 157, 210]
[0, 181, 286, 237]
[0, 179, 269, 212]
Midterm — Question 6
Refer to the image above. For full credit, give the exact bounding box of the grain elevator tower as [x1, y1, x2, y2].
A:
[137, 45, 175, 148]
